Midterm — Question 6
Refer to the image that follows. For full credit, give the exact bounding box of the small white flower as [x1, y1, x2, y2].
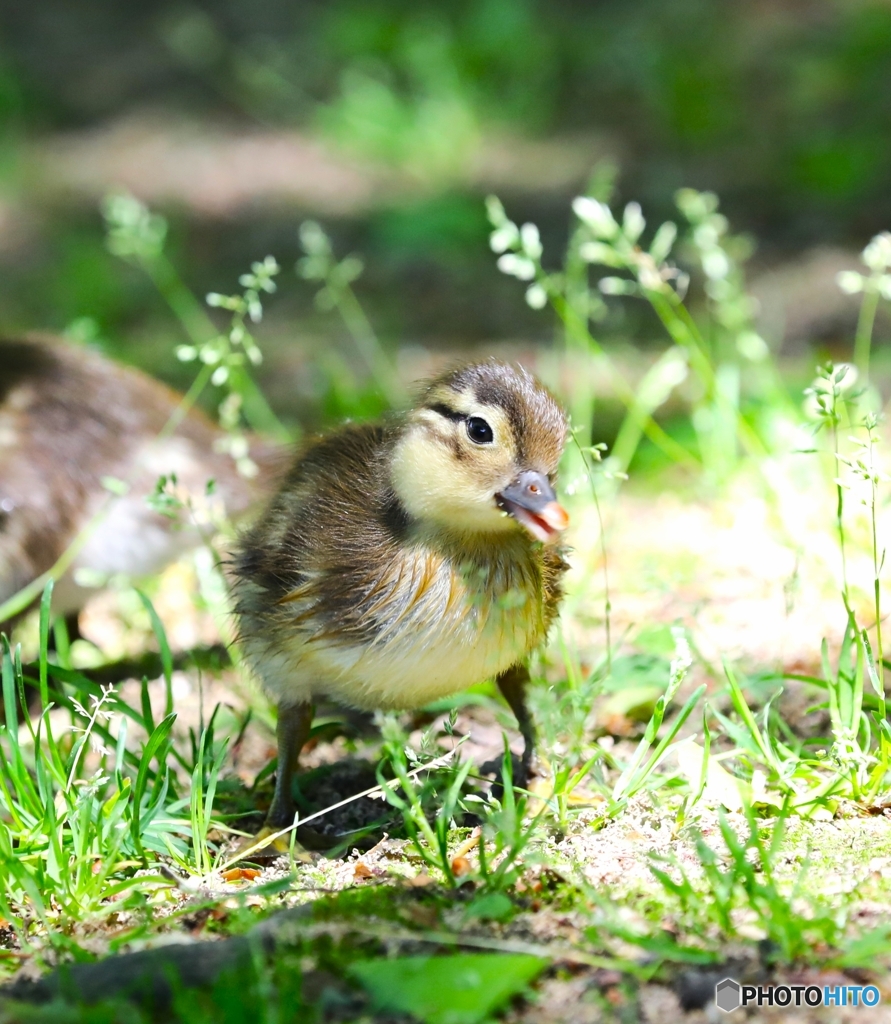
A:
[669, 626, 693, 684]
[489, 223, 519, 254]
[637, 261, 665, 291]
[862, 232, 891, 273]
[836, 270, 865, 295]
[237, 456, 258, 479]
[622, 202, 645, 243]
[228, 435, 249, 459]
[520, 222, 543, 259]
[702, 248, 730, 280]
[572, 196, 618, 239]
[676, 188, 718, 221]
[599, 276, 634, 295]
[693, 223, 720, 249]
[579, 241, 618, 265]
[649, 222, 677, 264]
[525, 283, 547, 309]
[299, 220, 330, 255]
[485, 195, 508, 227]
[496, 253, 536, 280]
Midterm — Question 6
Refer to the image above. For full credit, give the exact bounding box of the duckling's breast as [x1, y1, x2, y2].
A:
[250, 537, 552, 710]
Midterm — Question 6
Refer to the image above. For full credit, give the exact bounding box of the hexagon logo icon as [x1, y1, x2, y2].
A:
[716, 978, 741, 1013]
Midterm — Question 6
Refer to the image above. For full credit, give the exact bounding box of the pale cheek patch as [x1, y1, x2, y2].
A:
[391, 431, 456, 520]
[391, 427, 515, 533]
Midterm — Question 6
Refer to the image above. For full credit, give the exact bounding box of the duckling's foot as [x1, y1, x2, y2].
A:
[513, 759, 532, 793]
[230, 825, 313, 863]
[480, 751, 538, 795]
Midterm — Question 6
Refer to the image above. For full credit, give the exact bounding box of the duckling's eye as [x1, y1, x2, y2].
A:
[466, 416, 494, 444]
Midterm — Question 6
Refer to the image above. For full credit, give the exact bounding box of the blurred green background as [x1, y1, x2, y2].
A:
[1, 0, 890, 427]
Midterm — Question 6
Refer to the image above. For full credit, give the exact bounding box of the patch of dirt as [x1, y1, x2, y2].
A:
[25, 113, 613, 220]
[566, 459, 879, 679]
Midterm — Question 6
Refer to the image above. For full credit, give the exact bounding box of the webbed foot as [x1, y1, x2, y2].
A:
[230, 824, 312, 863]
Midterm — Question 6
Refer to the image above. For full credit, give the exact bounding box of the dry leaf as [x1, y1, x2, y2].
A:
[451, 856, 472, 877]
[402, 904, 440, 928]
[221, 867, 262, 882]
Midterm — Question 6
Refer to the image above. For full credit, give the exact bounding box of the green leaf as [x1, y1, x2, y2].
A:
[38, 580, 53, 709]
[137, 590, 173, 716]
[599, 684, 662, 723]
[132, 712, 176, 849]
[834, 924, 891, 969]
[723, 664, 782, 774]
[350, 954, 545, 1024]
[676, 739, 748, 811]
[464, 893, 514, 922]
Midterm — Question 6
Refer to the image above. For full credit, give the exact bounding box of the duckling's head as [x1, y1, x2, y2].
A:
[391, 361, 569, 543]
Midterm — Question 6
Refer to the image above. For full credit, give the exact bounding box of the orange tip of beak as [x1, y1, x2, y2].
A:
[511, 500, 569, 544]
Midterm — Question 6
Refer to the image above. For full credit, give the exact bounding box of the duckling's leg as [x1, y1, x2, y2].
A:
[495, 664, 536, 789]
[267, 701, 314, 828]
[231, 702, 314, 862]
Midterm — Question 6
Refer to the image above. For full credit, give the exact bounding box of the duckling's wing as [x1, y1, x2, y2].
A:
[232, 422, 406, 641]
[541, 545, 570, 631]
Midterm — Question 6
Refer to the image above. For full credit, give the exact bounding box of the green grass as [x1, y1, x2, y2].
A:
[4, 183, 891, 1020]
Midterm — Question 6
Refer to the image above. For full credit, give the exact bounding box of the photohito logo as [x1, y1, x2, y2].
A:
[715, 978, 881, 1012]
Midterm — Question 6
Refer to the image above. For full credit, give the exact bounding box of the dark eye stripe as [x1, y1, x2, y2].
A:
[429, 402, 466, 423]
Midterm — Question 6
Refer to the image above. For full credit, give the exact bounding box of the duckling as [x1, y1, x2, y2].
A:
[0, 335, 278, 632]
[233, 360, 569, 833]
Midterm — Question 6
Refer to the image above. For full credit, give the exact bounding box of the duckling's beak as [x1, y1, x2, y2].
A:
[496, 471, 569, 544]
